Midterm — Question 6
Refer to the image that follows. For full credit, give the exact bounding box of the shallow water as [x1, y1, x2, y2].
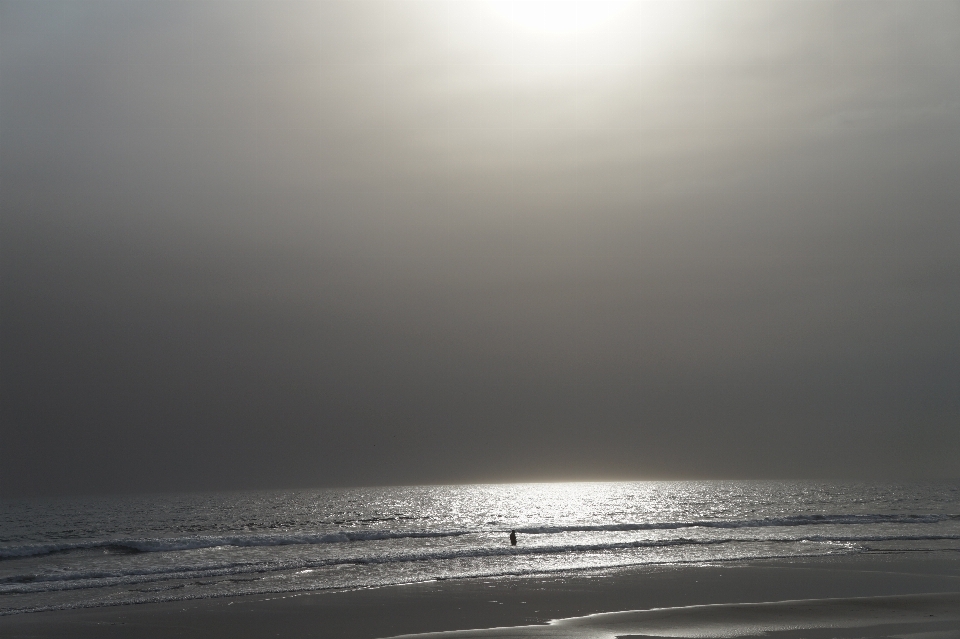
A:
[386, 593, 960, 639]
[2, 481, 959, 614]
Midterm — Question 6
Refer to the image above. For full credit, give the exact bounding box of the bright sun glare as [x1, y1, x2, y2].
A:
[490, 0, 627, 34]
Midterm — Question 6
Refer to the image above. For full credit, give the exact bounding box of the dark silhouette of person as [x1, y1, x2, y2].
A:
[509, 530, 517, 546]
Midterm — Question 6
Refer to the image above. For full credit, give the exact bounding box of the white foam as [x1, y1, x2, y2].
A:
[516, 513, 958, 535]
[4, 513, 955, 560]
[0, 529, 472, 560]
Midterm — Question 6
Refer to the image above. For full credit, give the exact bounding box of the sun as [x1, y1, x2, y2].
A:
[490, 0, 627, 35]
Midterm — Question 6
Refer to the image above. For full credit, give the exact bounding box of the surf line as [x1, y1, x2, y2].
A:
[385, 592, 960, 638]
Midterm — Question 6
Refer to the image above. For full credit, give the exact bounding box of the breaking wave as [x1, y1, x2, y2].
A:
[3, 512, 955, 561]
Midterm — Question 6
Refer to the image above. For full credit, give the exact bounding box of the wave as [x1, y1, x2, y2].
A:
[6, 532, 960, 595]
[0, 546, 853, 617]
[0, 535, 816, 593]
[516, 513, 959, 535]
[0, 529, 470, 560]
[2, 512, 956, 561]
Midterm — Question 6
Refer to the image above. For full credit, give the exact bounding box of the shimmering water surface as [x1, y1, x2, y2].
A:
[2, 481, 959, 614]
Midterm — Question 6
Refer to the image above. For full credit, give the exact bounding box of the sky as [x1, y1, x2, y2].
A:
[2, 0, 959, 497]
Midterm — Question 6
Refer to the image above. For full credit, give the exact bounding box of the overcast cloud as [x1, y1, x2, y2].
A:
[2, 0, 959, 497]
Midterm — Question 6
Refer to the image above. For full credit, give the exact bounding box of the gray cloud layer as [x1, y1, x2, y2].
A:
[2, 1, 959, 496]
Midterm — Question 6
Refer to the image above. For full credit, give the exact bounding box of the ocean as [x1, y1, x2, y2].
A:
[2, 481, 959, 615]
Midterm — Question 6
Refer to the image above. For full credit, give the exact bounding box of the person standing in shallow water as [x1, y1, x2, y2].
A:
[509, 530, 517, 546]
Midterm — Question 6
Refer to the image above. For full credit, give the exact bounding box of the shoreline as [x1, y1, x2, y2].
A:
[388, 592, 960, 638]
[2, 553, 959, 638]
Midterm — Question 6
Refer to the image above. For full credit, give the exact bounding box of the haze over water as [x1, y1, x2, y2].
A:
[3, 6, 959, 637]
[3, 1, 959, 497]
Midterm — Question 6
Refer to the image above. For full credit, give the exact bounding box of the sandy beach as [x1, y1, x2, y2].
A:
[2, 554, 959, 639]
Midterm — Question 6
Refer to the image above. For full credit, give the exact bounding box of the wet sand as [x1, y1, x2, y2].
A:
[389, 592, 960, 638]
[2, 554, 959, 639]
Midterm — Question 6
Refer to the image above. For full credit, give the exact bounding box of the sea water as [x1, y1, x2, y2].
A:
[2, 481, 959, 615]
